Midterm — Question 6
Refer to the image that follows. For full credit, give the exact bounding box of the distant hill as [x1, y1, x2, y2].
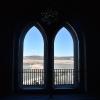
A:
[24, 55, 73, 60]
[54, 56, 73, 60]
[24, 56, 43, 60]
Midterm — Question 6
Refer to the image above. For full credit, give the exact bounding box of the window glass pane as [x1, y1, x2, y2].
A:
[23, 26, 44, 87]
[54, 27, 74, 87]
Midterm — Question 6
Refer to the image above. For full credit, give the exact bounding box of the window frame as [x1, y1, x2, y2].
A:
[52, 22, 80, 91]
[14, 21, 86, 94]
[17, 22, 48, 91]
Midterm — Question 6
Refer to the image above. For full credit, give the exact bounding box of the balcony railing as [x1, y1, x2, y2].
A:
[54, 69, 74, 85]
[22, 69, 74, 87]
[23, 69, 44, 87]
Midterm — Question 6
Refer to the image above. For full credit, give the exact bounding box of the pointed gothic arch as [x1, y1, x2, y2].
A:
[18, 23, 47, 89]
[53, 23, 79, 89]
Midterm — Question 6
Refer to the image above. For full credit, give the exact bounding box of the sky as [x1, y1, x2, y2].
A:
[23, 26, 73, 57]
[23, 26, 44, 56]
[54, 27, 73, 57]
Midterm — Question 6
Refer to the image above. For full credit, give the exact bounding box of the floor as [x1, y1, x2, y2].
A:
[0, 94, 98, 100]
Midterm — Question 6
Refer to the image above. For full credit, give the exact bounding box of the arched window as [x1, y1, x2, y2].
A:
[17, 23, 81, 92]
[19, 25, 46, 89]
[54, 26, 79, 89]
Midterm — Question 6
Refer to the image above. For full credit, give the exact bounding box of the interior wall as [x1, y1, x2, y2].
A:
[0, 0, 99, 96]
